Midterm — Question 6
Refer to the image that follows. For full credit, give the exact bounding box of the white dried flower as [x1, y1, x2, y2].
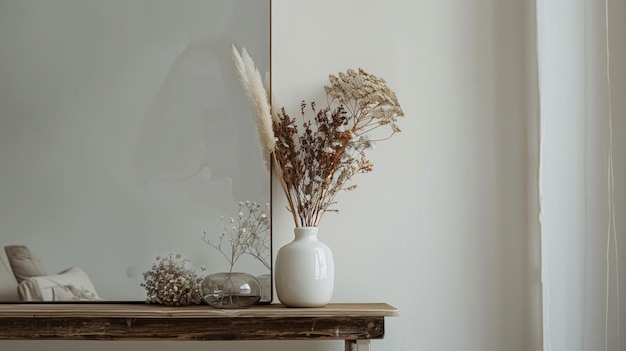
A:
[203, 200, 271, 272]
[141, 253, 203, 306]
[231, 46, 274, 170]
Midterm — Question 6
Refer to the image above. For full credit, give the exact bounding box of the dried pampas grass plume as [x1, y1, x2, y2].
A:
[231, 45, 275, 170]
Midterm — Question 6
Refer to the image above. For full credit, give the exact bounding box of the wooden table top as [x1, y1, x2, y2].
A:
[0, 303, 398, 341]
[0, 302, 399, 318]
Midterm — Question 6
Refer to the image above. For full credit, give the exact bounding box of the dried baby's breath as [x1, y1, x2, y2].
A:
[141, 254, 204, 306]
[204, 201, 271, 271]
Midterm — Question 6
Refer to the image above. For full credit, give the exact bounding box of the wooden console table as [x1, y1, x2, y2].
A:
[0, 302, 398, 350]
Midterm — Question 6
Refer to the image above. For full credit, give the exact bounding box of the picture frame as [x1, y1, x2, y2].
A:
[0, 0, 271, 303]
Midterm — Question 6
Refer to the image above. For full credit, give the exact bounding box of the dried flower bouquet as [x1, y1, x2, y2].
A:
[232, 46, 404, 227]
[141, 253, 204, 306]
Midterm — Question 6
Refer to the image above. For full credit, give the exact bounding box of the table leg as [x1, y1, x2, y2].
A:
[345, 339, 371, 351]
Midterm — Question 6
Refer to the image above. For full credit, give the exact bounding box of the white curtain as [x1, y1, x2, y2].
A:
[536, 0, 626, 350]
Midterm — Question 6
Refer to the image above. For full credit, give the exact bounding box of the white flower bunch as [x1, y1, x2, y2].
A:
[204, 201, 271, 272]
[141, 253, 204, 306]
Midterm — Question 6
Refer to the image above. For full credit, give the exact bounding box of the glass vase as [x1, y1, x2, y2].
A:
[201, 272, 261, 309]
[256, 273, 272, 303]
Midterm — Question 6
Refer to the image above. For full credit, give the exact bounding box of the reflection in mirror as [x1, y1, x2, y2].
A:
[0, 0, 271, 302]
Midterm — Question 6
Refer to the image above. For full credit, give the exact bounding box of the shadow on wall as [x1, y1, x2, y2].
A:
[134, 0, 269, 212]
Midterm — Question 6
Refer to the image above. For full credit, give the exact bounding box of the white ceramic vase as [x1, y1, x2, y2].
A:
[275, 227, 335, 307]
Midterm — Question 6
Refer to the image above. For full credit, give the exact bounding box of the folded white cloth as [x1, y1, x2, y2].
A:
[17, 267, 103, 302]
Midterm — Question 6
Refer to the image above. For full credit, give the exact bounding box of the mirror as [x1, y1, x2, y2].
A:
[0, 0, 271, 301]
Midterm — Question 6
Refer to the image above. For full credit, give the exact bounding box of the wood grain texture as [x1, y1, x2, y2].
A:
[0, 303, 397, 341]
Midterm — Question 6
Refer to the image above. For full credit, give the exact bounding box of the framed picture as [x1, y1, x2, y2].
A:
[0, 0, 271, 302]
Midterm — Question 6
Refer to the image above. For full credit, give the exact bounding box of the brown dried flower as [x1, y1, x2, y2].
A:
[141, 253, 204, 306]
[272, 68, 404, 227]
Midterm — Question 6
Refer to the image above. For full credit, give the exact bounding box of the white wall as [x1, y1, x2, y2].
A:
[0, 0, 537, 350]
[272, 0, 533, 350]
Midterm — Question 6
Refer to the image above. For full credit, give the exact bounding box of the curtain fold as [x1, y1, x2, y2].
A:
[536, 0, 625, 350]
